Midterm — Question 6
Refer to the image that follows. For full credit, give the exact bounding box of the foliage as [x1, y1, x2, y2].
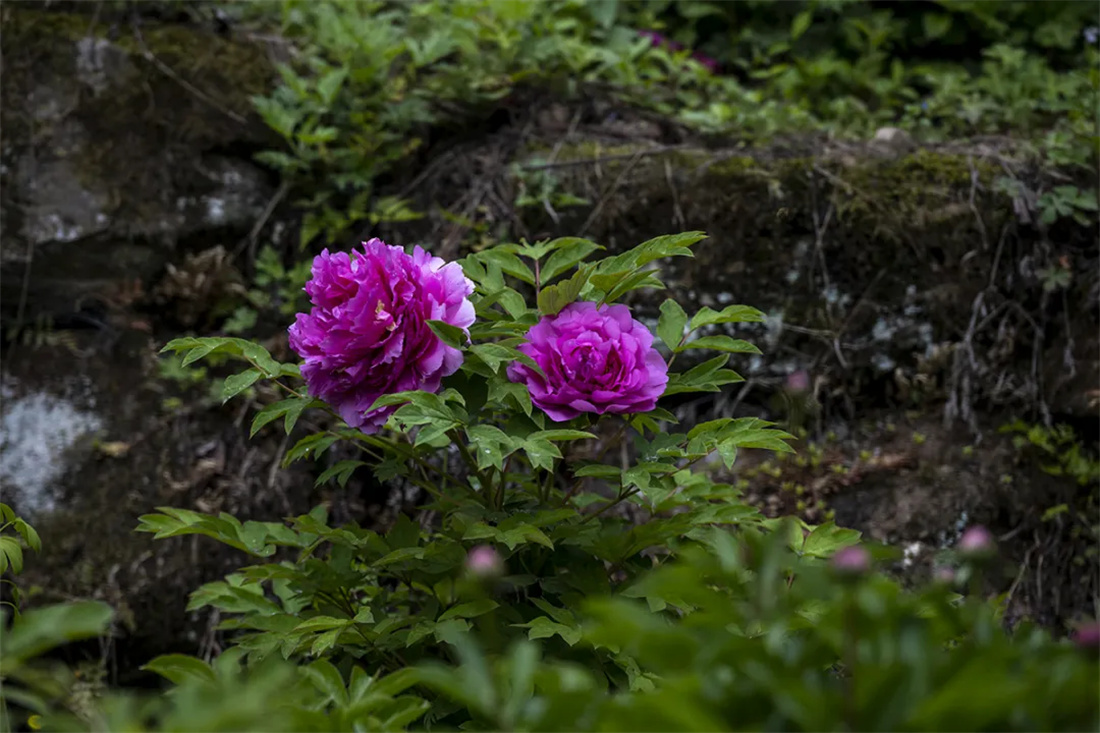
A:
[7, 233, 1097, 731]
[409, 529, 1098, 732]
[235, 0, 1098, 249]
[1001, 420, 1100, 488]
[0, 504, 41, 618]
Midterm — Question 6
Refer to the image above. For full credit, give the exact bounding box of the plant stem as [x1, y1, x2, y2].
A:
[583, 486, 640, 520]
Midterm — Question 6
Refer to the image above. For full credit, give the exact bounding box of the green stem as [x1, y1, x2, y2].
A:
[583, 486, 640, 521]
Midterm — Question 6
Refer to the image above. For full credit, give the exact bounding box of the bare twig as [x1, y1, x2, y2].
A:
[579, 149, 647, 236]
[233, 180, 289, 260]
[521, 144, 690, 172]
[130, 19, 248, 126]
[966, 156, 991, 251]
[664, 158, 686, 231]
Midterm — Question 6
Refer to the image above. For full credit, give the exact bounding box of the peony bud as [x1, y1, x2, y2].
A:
[786, 369, 811, 393]
[465, 545, 504, 579]
[957, 525, 996, 559]
[933, 566, 956, 585]
[831, 545, 871, 576]
[1070, 622, 1100, 652]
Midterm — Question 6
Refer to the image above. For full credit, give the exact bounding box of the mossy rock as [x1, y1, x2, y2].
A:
[0, 6, 278, 323]
[402, 132, 1097, 422]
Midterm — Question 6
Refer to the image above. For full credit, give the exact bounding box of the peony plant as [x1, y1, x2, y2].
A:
[119, 231, 1099, 733]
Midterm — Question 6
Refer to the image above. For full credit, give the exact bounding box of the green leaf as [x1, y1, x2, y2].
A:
[541, 238, 604, 282]
[527, 429, 597, 442]
[476, 249, 536, 285]
[141, 654, 217, 686]
[428, 320, 469, 349]
[467, 425, 521, 471]
[2, 601, 113, 663]
[501, 525, 554, 550]
[801, 521, 862, 558]
[293, 616, 352, 633]
[680, 335, 761, 354]
[304, 658, 349, 706]
[250, 396, 318, 437]
[315, 460, 366, 487]
[657, 299, 688, 351]
[222, 369, 262, 403]
[538, 264, 593, 316]
[12, 519, 40, 553]
[590, 269, 665, 304]
[520, 616, 581, 646]
[523, 438, 561, 472]
[688, 305, 766, 331]
[316, 67, 348, 105]
[598, 232, 704, 273]
[791, 10, 812, 39]
[283, 433, 340, 467]
[438, 599, 499, 622]
[161, 337, 282, 377]
[0, 536, 23, 574]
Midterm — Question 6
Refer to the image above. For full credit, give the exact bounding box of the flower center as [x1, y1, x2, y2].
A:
[375, 300, 397, 331]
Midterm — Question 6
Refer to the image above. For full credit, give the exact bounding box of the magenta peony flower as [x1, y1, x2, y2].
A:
[288, 239, 474, 433]
[506, 301, 668, 422]
[637, 29, 719, 72]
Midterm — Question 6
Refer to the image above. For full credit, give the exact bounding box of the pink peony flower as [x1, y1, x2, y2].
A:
[507, 301, 668, 422]
[288, 239, 474, 433]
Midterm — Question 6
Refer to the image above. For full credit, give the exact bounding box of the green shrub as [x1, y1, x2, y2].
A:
[4, 232, 1096, 732]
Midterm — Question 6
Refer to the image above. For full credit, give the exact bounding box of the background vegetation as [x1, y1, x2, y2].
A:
[1, 1, 1097, 731]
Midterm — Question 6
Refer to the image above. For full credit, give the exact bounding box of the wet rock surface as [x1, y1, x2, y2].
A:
[0, 5, 276, 323]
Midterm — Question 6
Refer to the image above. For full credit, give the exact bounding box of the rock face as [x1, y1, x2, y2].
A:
[0, 6, 276, 323]
[403, 134, 1098, 424]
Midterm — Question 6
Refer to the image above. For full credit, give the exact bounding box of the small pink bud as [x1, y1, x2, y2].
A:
[465, 545, 504, 578]
[933, 566, 956, 584]
[831, 545, 871, 575]
[786, 370, 811, 393]
[958, 526, 996, 558]
[1071, 622, 1100, 651]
